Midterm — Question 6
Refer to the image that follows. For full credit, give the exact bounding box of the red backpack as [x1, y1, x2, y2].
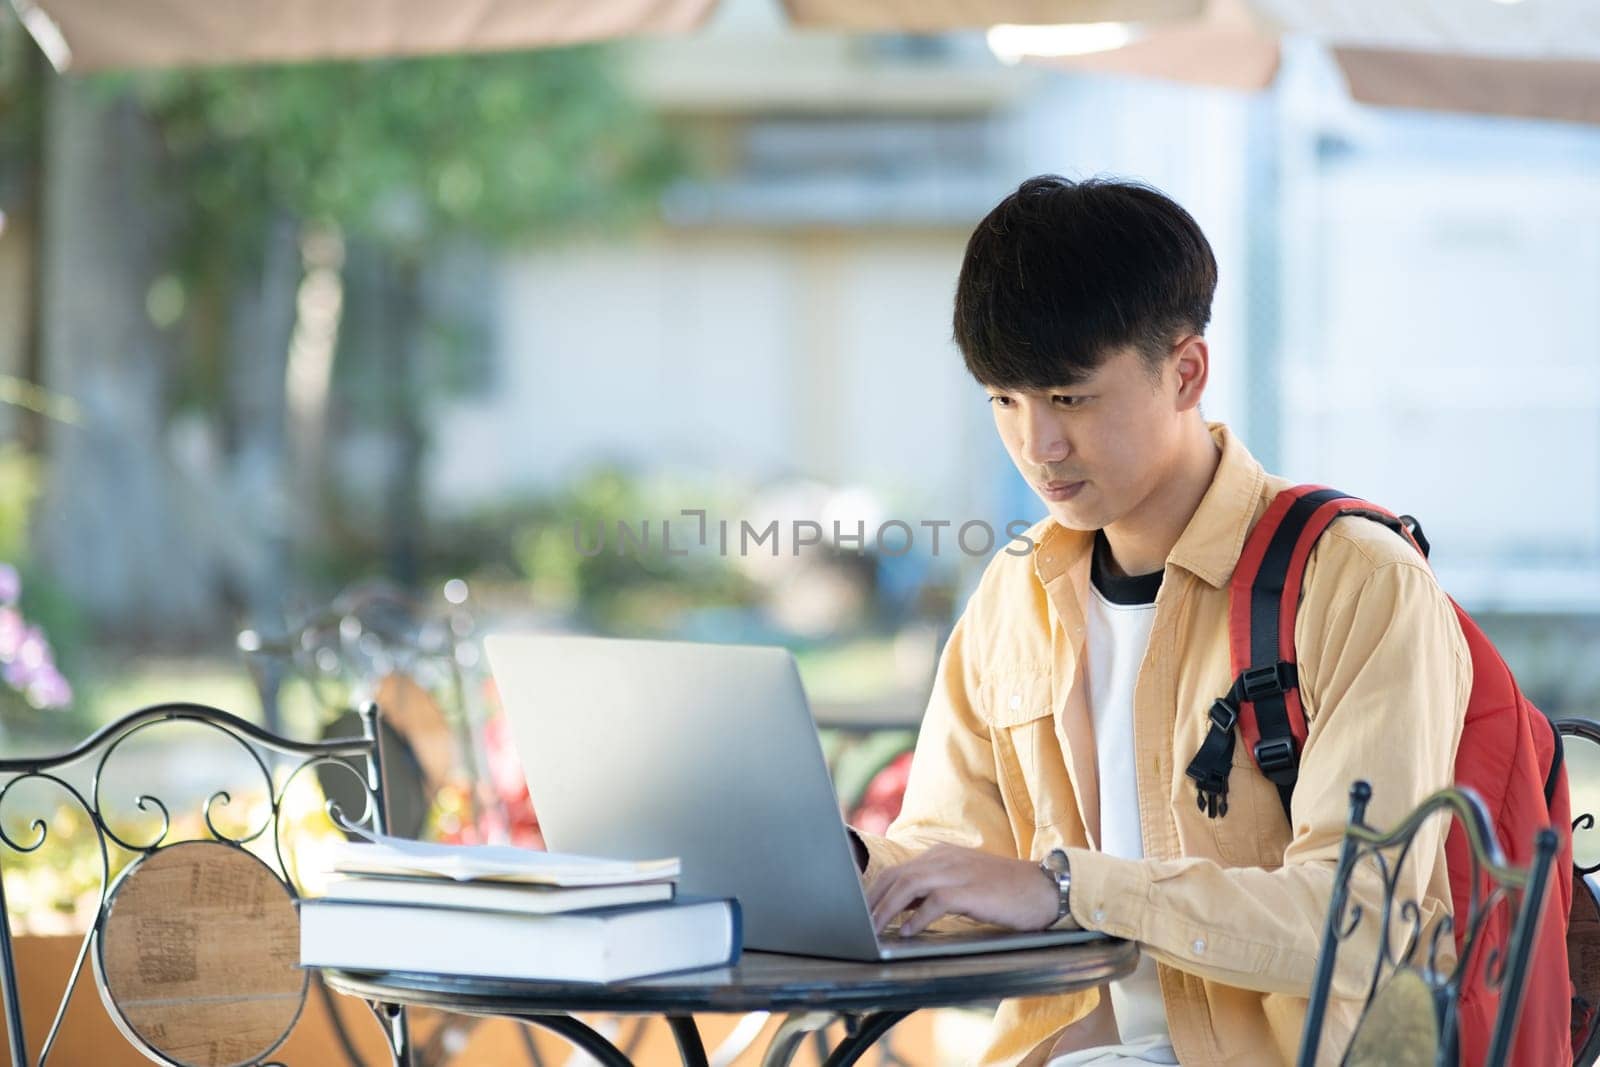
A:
[1183, 486, 1573, 1066]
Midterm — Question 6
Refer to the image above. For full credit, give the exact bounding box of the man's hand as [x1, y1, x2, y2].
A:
[866, 844, 1060, 936]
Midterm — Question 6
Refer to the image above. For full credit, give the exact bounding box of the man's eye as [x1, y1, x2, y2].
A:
[1052, 395, 1089, 408]
[988, 396, 1013, 408]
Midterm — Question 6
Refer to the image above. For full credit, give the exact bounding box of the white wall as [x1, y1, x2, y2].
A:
[1282, 163, 1600, 607]
[427, 228, 985, 517]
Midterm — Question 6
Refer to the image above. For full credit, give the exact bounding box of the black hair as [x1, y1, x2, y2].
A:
[953, 175, 1217, 389]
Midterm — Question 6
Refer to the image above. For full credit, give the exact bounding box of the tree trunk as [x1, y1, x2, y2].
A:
[220, 211, 301, 729]
[35, 79, 214, 643]
[384, 253, 425, 590]
[0, 31, 45, 452]
[222, 213, 298, 615]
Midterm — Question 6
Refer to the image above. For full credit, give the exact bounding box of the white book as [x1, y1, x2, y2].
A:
[300, 896, 741, 984]
[326, 831, 679, 887]
[321, 875, 674, 915]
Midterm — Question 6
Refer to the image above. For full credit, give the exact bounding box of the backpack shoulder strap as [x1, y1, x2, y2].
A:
[1186, 485, 1426, 821]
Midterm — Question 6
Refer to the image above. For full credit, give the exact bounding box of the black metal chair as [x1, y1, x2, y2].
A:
[1558, 717, 1600, 1067]
[1297, 780, 1559, 1067]
[0, 701, 405, 1067]
[239, 585, 559, 1067]
[238, 579, 499, 844]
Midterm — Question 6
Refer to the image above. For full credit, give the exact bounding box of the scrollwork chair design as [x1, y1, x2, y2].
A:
[1292, 777, 1555, 1067]
[1297, 780, 1558, 1067]
[238, 579, 498, 843]
[0, 701, 401, 1067]
[1558, 717, 1600, 1067]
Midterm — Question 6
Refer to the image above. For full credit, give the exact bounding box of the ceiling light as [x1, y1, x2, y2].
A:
[986, 22, 1141, 66]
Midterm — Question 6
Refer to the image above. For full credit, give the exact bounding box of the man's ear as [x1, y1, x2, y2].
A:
[1170, 335, 1209, 413]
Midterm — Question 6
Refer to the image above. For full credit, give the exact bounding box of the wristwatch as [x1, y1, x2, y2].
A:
[1039, 848, 1072, 924]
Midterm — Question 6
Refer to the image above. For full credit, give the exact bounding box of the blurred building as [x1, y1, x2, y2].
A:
[421, 5, 1600, 705]
[426, 0, 1258, 535]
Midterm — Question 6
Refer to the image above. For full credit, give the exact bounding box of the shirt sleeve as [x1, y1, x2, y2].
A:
[1065, 556, 1470, 998]
[853, 613, 1023, 888]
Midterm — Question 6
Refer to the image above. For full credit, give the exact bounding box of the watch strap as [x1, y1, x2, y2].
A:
[1040, 848, 1071, 923]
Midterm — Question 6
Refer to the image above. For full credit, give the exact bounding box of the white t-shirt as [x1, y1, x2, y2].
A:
[1052, 534, 1176, 1065]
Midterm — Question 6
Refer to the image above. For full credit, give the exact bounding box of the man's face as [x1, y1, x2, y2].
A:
[987, 344, 1191, 532]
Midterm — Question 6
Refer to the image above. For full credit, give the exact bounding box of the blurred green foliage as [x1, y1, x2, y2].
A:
[0, 13, 43, 210]
[0, 444, 34, 565]
[119, 46, 686, 430]
[0, 16, 692, 679]
[129, 47, 684, 258]
[511, 467, 759, 634]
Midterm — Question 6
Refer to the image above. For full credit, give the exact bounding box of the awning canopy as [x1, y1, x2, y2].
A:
[10, 0, 1199, 71]
[1015, 0, 1600, 124]
[12, 0, 1600, 124]
[9, 0, 722, 71]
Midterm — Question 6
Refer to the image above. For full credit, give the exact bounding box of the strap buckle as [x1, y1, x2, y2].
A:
[1240, 663, 1294, 702]
[1253, 737, 1297, 775]
[1208, 699, 1238, 733]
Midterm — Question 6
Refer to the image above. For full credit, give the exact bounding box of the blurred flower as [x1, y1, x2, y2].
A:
[429, 679, 543, 849]
[0, 606, 20, 658]
[26, 666, 72, 710]
[847, 750, 913, 835]
[480, 679, 543, 849]
[0, 566, 72, 711]
[15, 626, 45, 669]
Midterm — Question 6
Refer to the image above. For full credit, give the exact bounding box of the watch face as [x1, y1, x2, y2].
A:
[1043, 848, 1070, 874]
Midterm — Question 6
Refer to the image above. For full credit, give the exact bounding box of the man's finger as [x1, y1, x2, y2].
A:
[897, 889, 952, 938]
[871, 872, 934, 933]
[865, 864, 902, 913]
[867, 856, 934, 914]
[871, 884, 917, 933]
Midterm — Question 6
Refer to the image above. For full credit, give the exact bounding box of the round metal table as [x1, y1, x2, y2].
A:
[322, 938, 1137, 1067]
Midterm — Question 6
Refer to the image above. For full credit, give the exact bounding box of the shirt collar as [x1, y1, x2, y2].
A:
[1166, 423, 1267, 589]
[1030, 422, 1266, 591]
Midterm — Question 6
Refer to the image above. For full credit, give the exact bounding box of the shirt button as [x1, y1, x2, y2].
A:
[1192, 938, 1206, 954]
[1009, 693, 1022, 710]
[1043, 555, 1053, 564]
[1092, 909, 1106, 923]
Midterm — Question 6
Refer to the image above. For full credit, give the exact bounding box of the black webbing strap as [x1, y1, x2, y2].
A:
[1183, 662, 1303, 818]
[1245, 489, 1348, 821]
[1186, 489, 1428, 822]
[1186, 697, 1239, 818]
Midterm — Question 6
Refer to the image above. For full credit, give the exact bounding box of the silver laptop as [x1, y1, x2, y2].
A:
[484, 633, 1100, 961]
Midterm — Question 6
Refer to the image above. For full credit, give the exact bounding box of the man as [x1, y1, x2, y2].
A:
[851, 176, 1468, 1066]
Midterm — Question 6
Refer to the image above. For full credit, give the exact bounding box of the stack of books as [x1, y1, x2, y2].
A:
[299, 832, 741, 983]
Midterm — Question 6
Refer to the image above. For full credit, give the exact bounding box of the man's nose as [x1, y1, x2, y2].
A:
[1021, 408, 1070, 466]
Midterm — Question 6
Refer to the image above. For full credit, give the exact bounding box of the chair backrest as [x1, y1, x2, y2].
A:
[1558, 717, 1600, 1067]
[0, 701, 392, 1067]
[1297, 780, 1560, 1067]
[239, 579, 497, 841]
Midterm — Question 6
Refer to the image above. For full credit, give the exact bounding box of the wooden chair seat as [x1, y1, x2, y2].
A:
[1344, 969, 1440, 1067]
[0, 702, 396, 1067]
[95, 841, 305, 1067]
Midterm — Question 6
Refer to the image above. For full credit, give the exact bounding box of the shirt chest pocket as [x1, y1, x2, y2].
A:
[1177, 741, 1291, 867]
[988, 674, 1070, 828]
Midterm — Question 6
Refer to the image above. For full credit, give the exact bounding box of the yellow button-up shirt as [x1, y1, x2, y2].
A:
[856, 424, 1469, 1066]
